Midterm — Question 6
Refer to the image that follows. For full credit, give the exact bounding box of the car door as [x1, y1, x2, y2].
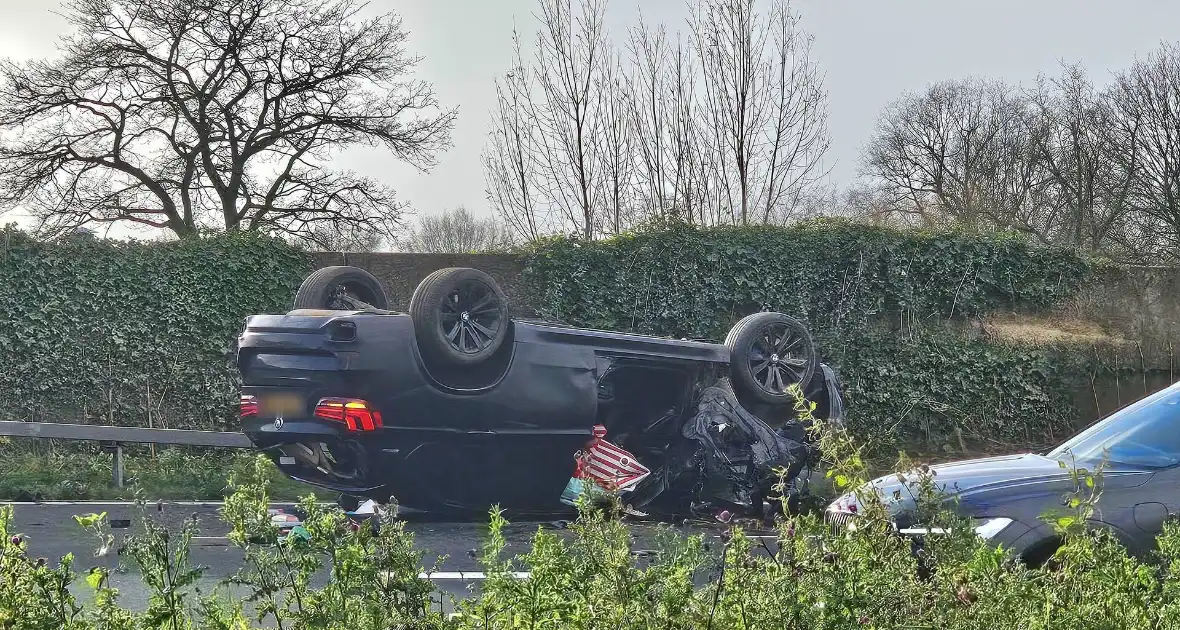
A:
[1130, 466, 1180, 551]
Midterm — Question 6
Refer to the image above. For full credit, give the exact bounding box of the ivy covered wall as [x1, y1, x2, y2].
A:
[0, 228, 310, 429]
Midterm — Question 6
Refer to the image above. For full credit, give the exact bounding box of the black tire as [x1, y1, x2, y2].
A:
[725, 312, 818, 405]
[410, 267, 510, 365]
[408, 267, 452, 319]
[293, 266, 389, 310]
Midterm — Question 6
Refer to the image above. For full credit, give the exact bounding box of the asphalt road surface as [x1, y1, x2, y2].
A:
[5, 501, 772, 616]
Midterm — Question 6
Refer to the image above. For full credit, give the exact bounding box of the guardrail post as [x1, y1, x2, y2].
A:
[113, 443, 124, 488]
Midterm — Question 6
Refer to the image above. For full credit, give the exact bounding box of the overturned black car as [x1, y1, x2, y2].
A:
[237, 266, 844, 517]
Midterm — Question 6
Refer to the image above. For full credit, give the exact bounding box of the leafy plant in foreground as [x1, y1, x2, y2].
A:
[220, 454, 453, 629]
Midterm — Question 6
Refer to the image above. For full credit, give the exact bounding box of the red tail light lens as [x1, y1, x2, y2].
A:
[240, 394, 258, 418]
[313, 398, 382, 432]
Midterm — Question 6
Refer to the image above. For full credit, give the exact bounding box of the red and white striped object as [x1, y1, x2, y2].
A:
[576, 424, 650, 492]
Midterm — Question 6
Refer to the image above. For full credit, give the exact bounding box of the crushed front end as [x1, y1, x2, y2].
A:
[584, 364, 846, 519]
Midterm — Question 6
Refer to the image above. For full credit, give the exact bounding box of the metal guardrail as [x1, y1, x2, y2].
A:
[0, 421, 252, 447]
[0, 421, 253, 488]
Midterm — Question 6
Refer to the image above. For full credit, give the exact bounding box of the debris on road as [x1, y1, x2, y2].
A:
[560, 424, 651, 507]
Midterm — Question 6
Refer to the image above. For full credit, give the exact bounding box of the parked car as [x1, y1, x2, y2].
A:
[827, 380, 1180, 565]
[237, 265, 844, 516]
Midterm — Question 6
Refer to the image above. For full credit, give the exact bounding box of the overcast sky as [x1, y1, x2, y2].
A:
[1, 0, 1178, 231]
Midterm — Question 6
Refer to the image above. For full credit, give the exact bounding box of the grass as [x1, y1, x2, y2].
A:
[0, 440, 327, 502]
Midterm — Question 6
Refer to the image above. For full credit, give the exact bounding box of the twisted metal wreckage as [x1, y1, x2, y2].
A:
[564, 368, 844, 519]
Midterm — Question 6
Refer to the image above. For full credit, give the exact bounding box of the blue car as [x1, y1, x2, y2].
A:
[828, 380, 1180, 565]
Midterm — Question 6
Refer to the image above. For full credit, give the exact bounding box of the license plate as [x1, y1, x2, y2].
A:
[258, 393, 304, 417]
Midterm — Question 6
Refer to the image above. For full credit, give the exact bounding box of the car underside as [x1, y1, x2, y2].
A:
[237, 266, 845, 518]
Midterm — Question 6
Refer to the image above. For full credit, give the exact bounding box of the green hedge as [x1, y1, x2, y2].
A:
[521, 219, 1096, 451]
[0, 228, 310, 429]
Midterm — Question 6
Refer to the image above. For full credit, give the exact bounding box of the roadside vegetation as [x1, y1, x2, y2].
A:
[0, 444, 325, 502]
[3, 392, 1177, 629]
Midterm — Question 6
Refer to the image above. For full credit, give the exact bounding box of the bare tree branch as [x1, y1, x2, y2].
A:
[530, 0, 609, 239]
[483, 28, 543, 242]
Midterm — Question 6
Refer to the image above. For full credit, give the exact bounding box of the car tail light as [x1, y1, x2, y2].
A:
[240, 394, 258, 418]
[313, 398, 382, 432]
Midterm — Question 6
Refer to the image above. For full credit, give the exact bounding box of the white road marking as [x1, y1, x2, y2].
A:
[415, 572, 530, 580]
[185, 539, 531, 580]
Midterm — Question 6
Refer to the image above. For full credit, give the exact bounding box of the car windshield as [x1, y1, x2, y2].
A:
[1049, 383, 1180, 469]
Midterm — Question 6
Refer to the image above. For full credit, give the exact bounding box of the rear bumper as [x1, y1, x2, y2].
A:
[243, 418, 394, 497]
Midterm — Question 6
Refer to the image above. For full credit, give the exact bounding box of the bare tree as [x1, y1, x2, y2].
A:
[627, 21, 706, 224]
[973, 99, 1046, 241]
[1105, 43, 1180, 261]
[1022, 63, 1136, 254]
[862, 77, 1034, 229]
[0, 0, 455, 245]
[484, 0, 609, 240]
[667, 36, 704, 222]
[691, 0, 829, 225]
[692, 0, 768, 224]
[596, 54, 636, 235]
[483, 28, 542, 242]
[758, 2, 831, 224]
[627, 17, 672, 217]
[839, 182, 908, 225]
[531, 0, 609, 239]
[400, 206, 515, 253]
